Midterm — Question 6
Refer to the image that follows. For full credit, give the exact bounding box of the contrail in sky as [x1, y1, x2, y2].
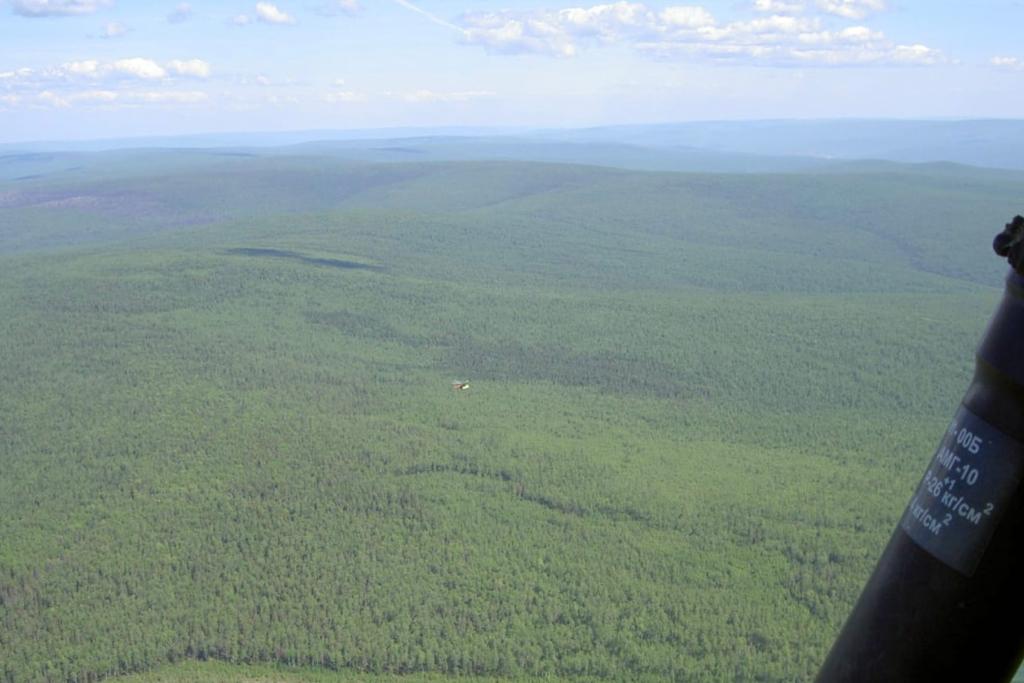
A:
[392, 0, 467, 34]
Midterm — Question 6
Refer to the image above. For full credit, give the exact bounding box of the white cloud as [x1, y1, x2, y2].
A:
[129, 90, 207, 103]
[42, 90, 121, 108]
[267, 94, 300, 104]
[39, 58, 207, 82]
[0, 68, 34, 80]
[26, 87, 207, 108]
[11, 0, 111, 16]
[316, 0, 360, 16]
[2, 62, 213, 110]
[659, 6, 715, 28]
[101, 21, 127, 37]
[796, 25, 881, 44]
[837, 25, 879, 41]
[167, 58, 211, 78]
[560, 3, 654, 36]
[753, 0, 804, 12]
[111, 58, 167, 79]
[232, 13, 252, 25]
[167, 3, 191, 23]
[403, 89, 495, 103]
[647, 35, 944, 66]
[782, 45, 928, 65]
[324, 90, 367, 103]
[457, 2, 937, 67]
[709, 14, 821, 38]
[38, 90, 70, 107]
[255, 2, 295, 24]
[62, 59, 101, 77]
[890, 43, 942, 65]
[69, 89, 118, 103]
[459, 4, 721, 57]
[991, 56, 1024, 71]
[461, 12, 577, 57]
[816, 0, 885, 20]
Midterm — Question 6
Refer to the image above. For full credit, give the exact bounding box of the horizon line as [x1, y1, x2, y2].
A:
[5, 116, 1024, 149]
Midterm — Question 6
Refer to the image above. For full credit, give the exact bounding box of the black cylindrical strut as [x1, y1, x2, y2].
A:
[816, 217, 1024, 682]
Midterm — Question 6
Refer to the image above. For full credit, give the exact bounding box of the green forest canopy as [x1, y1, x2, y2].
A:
[0, 152, 1018, 681]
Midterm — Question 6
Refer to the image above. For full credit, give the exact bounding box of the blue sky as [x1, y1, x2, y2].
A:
[0, 0, 1022, 142]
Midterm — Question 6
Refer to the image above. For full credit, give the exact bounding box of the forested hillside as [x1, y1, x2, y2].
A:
[0, 152, 1016, 681]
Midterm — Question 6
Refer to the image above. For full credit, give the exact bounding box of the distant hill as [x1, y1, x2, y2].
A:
[541, 119, 1024, 170]
[4, 119, 1024, 172]
[282, 137, 830, 173]
[1, 150, 1018, 285]
[0, 136, 832, 176]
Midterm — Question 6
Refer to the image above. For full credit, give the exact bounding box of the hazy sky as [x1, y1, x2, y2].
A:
[0, 0, 1022, 142]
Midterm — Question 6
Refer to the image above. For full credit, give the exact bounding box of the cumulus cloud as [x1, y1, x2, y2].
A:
[256, 2, 295, 24]
[267, 94, 300, 104]
[753, 0, 804, 12]
[460, 3, 725, 57]
[816, 0, 885, 19]
[37, 90, 70, 107]
[659, 6, 715, 28]
[71, 89, 118, 102]
[11, 0, 112, 16]
[130, 90, 207, 103]
[25, 88, 207, 108]
[0, 68, 34, 81]
[889, 43, 942, 65]
[461, 11, 578, 57]
[0, 58, 211, 87]
[991, 56, 1023, 71]
[101, 20, 127, 37]
[559, 3, 657, 37]
[167, 58, 211, 78]
[696, 14, 821, 40]
[456, 1, 938, 67]
[1, 62, 212, 110]
[324, 90, 367, 103]
[62, 59, 101, 76]
[40, 89, 119, 106]
[837, 25, 879, 41]
[111, 58, 167, 79]
[646, 36, 943, 66]
[0, 68, 34, 80]
[167, 3, 191, 23]
[795, 25, 881, 44]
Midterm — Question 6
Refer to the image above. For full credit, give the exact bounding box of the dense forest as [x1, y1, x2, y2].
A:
[0, 151, 1018, 681]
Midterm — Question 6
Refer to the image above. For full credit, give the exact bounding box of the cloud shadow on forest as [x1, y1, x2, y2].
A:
[224, 247, 383, 271]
